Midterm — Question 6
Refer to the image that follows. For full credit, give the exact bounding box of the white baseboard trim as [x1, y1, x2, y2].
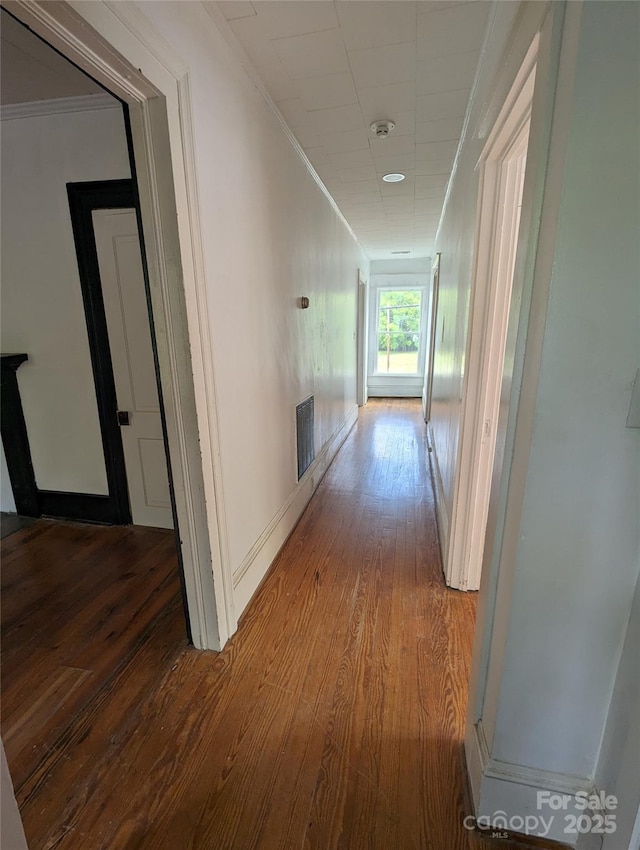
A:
[466, 720, 603, 847]
[427, 422, 449, 562]
[367, 381, 423, 398]
[367, 391, 422, 398]
[465, 719, 485, 813]
[232, 405, 358, 616]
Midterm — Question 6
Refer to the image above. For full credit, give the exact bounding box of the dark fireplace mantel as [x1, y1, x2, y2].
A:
[2, 353, 28, 372]
[1, 353, 119, 523]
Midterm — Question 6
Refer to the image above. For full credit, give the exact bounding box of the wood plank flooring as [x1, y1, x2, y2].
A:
[1, 399, 526, 850]
[1, 521, 183, 794]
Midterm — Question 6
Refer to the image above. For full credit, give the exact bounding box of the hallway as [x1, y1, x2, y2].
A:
[4, 400, 521, 849]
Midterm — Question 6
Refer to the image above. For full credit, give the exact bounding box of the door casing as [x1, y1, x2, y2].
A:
[356, 269, 368, 407]
[67, 179, 136, 526]
[4, 0, 231, 651]
[444, 46, 536, 593]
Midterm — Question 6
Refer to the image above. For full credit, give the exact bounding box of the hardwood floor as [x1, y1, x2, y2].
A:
[2, 400, 526, 850]
[1, 521, 184, 795]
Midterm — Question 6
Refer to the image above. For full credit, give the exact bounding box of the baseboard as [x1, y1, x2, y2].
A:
[466, 719, 604, 848]
[39, 490, 115, 524]
[232, 405, 358, 616]
[465, 717, 485, 814]
[427, 422, 449, 560]
[367, 386, 422, 398]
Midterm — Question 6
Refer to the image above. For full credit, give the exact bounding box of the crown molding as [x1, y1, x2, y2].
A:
[0, 93, 119, 121]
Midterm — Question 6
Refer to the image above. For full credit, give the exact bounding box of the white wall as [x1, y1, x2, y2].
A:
[370, 258, 431, 275]
[487, 0, 639, 777]
[67, 2, 368, 619]
[463, 2, 640, 844]
[0, 102, 131, 506]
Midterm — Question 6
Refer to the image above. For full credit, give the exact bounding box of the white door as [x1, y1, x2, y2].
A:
[93, 208, 173, 529]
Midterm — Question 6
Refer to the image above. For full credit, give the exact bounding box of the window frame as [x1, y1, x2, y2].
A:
[369, 284, 429, 378]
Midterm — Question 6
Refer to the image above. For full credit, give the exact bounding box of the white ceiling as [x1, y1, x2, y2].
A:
[0, 9, 103, 105]
[1, 3, 490, 261]
[214, 1, 491, 259]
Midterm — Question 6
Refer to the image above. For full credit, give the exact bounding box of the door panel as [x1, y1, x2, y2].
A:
[93, 209, 173, 529]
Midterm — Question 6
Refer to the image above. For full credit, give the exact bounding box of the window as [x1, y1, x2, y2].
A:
[376, 289, 423, 375]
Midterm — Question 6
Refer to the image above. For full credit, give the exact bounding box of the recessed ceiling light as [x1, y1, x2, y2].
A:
[382, 172, 406, 183]
[391, 250, 411, 255]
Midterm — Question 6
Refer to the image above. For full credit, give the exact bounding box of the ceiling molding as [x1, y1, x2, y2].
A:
[0, 92, 119, 121]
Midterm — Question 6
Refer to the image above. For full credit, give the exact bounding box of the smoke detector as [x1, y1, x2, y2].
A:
[370, 120, 396, 139]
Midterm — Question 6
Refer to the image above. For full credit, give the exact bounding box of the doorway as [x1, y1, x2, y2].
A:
[1, 3, 227, 650]
[444, 51, 536, 592]
[68, 179, 173, 530]
[0, 47, 174, 530]
[0, 19, 190, 831]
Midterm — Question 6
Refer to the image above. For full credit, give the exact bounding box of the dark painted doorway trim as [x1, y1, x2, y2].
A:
[66, 179, 135, 525]
[68, 173, 192, 638]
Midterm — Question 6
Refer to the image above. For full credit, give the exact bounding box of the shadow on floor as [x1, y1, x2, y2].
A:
[1, 512, 36, 540]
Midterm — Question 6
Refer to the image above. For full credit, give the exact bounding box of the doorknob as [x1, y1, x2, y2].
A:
[117, 411, 131, 426]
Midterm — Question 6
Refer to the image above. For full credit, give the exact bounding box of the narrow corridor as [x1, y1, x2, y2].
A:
[4, 400, 522, 849]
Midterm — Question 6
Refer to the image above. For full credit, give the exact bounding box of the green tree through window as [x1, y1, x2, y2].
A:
[377, 289, 422, 374]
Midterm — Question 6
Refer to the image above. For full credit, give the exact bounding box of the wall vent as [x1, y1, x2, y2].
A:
[296, 396, 315, 480]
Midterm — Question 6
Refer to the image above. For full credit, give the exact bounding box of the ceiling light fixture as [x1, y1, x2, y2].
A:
[370, 119, 396, 138]
[382, 172, 406, 183]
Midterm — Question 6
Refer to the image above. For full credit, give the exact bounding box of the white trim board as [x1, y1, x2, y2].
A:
[367, 383, 423, 398]
[466, 720, 602, 849]
[356, 269, 368, 407]
[0, 93, 119, 120]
